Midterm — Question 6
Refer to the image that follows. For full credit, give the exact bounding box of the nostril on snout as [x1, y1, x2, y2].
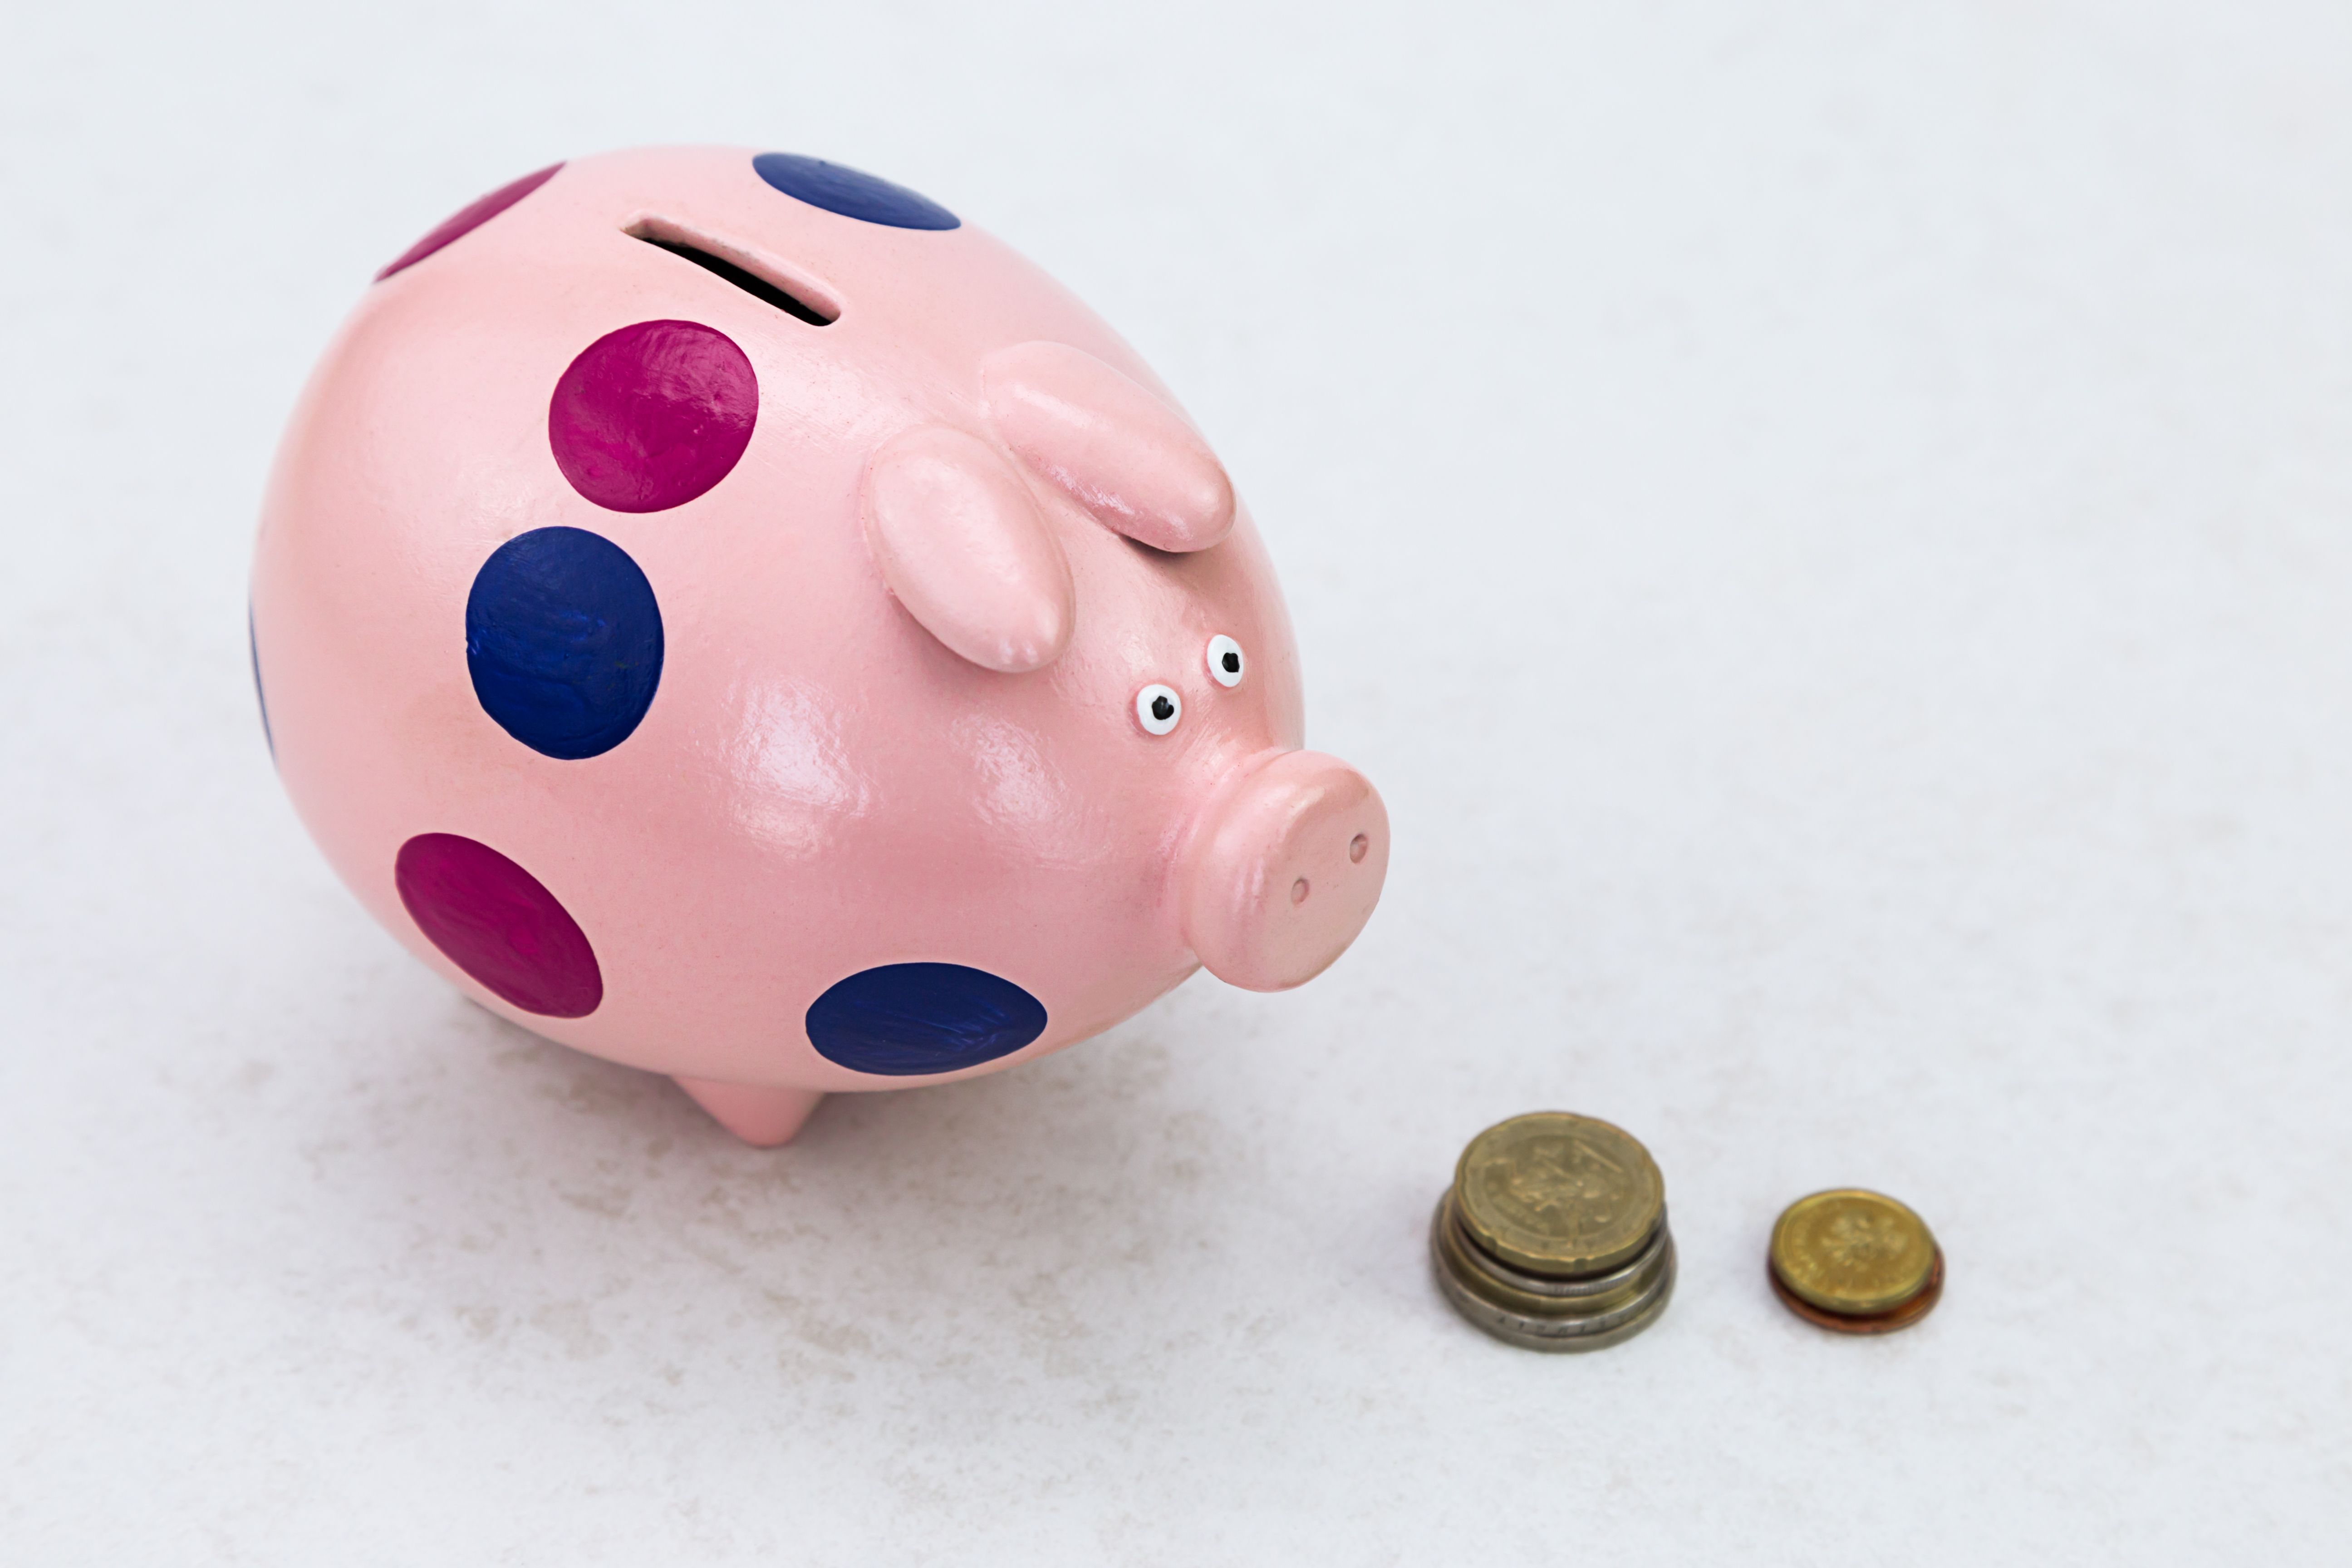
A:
[1181, 749, 1387, 993]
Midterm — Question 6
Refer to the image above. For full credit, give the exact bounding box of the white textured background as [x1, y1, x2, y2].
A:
[4, 2, 2349, 1562]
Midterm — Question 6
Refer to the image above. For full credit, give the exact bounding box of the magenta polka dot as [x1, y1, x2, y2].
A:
[547, 320, 758, 513]
[376, 162, 564, 282]
[394, 833, 603, 1018]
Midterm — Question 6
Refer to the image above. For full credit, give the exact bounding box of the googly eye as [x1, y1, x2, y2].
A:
[1135, 683, 1182, 736]
[1206, 634, 1245, 688]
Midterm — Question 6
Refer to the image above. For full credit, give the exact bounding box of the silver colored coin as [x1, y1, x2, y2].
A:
[1429, 1196, 1677, 1352]
[1442, 1192, 1670, 1300]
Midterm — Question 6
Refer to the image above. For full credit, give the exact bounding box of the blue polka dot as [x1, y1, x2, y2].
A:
[466, 527, 663, 760]
[806, 963, 1047, 1075]
[752, 153, 960, 231]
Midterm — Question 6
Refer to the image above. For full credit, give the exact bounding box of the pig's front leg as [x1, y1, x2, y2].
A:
[673, 1078, 825, 1146]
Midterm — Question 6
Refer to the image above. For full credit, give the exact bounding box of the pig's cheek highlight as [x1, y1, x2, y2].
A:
[804, 963, 1048, 1076]
[466, 526, 665, 760]
[394, 833, 604, 1018]
[548, 319, 758, 513]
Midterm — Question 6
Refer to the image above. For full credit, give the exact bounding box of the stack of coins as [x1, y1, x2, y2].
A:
[1767, 1188, 1942, 1334]
[1430, 1112, 1676, 1352]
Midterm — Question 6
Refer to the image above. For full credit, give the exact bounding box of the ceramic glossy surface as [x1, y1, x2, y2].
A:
[251, 146, 1389, 1144]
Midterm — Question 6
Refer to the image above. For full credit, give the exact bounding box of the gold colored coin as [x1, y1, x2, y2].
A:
[1453, 1112, 1665, 1276]
[1769, 1189, 1937, 1316]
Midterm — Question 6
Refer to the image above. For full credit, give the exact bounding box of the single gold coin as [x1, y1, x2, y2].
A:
[1769, 1249, 1942, 1335]
[1453, 1112, 1665, 1276]
[1769, 1189, 1938, 1316]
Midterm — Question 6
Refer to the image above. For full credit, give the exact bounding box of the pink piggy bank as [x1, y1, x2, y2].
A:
[250, 146, 1388, 1146]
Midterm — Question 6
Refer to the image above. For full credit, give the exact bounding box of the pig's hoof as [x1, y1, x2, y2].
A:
[673, 1077, 825, 1146]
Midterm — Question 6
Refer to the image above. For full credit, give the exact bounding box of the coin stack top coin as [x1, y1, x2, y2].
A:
[1767, 1188, 1942, 1333]
[1455, 1112, 1664, 1274]
[1432, 1112, 1675, 1352]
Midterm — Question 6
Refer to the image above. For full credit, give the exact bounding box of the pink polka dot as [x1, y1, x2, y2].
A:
[394, 833, 603, 1018]
[548, 320, 758, 513]
[376, 163, 564, 282]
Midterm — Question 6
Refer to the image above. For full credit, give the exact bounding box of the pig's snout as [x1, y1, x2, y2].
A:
[1180, 751, 1389, 992]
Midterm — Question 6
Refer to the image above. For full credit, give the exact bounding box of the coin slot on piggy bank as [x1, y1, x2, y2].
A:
[626, 217, 840, 325]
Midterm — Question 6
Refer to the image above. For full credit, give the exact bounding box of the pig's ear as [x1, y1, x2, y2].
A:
[983, 340, 1235, 553]
[861, 426, 1075, 673]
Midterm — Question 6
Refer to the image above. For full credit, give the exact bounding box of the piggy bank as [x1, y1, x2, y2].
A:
[250, 146, 1388, 1145]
